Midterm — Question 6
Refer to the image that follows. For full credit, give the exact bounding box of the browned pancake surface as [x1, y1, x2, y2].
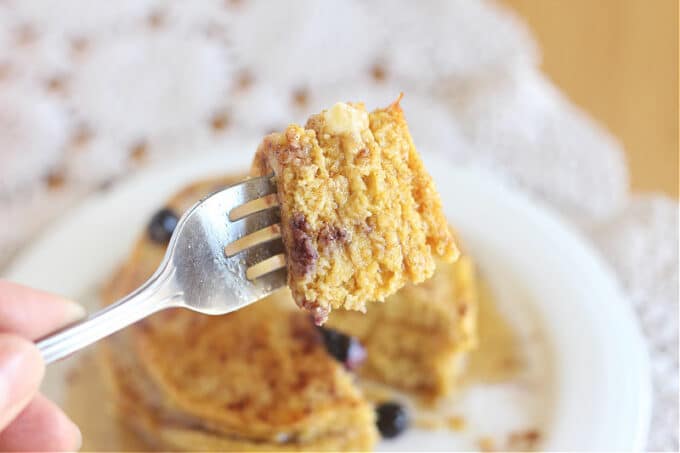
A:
[99, 175, 377, 450]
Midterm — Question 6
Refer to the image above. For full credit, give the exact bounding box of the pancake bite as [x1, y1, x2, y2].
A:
[252, 97, 458, 324]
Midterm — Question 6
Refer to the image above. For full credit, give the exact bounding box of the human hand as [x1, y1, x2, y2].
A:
[0, 280, 84, 451]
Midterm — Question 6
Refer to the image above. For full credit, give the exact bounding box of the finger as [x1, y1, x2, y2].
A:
[0, 335, 44, 431]
[0, 280, 85, 340]
[0, 394, 81, 452]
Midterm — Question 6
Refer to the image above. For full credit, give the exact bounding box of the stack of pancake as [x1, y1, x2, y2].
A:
[99, 177, 377, 450]
[99, 176, 478, 450]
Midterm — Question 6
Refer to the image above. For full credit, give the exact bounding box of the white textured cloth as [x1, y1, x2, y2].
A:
[0, 0, 676, 449]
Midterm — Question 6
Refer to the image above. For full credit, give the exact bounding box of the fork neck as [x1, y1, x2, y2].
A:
[36, 263, 183, 364]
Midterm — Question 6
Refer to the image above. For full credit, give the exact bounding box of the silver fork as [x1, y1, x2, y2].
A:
[36, 175, 286, 364]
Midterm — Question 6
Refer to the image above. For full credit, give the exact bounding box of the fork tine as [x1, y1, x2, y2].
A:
[200, 175, 276, 218]
[250, 267, 288, 294]
[235, 238, 285, 268]
[229, 194, 279, 222]
[229, 206, 281, 242]
[224, 175, 276, 209]
[225, 224, 280, 257]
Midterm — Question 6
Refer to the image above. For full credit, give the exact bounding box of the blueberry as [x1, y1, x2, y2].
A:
[148, 208, 179, 244]
[376, 402, 409, 438]
[317, 326, 366, 370]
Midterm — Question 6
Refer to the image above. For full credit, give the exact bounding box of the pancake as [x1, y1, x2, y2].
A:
[99, 176, 378, 451]
[251, 99, 458, 324]
[99, 174, 479, 449]
[327, 254, 478, 400]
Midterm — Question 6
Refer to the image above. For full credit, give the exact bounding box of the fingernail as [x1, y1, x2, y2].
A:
[64, 414, 83, 452]
[74, 423, 83, 451]
[0, 335, 44, 427]
[62, 300, 87, 324]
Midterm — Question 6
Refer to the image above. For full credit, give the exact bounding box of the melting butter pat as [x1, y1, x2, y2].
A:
[323, 102, 369, 136]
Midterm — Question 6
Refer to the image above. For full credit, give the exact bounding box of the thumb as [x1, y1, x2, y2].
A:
[0, 335, 44, 431]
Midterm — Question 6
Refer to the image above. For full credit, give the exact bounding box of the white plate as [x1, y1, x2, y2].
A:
[4, 143, 651, 451]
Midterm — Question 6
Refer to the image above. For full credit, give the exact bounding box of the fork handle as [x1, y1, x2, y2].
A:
[36, 267, 181, 364]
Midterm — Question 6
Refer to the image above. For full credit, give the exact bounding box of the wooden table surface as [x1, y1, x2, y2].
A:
[503, 0, 678, 198]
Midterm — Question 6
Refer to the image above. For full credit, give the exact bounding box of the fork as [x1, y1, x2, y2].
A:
[36, 175, 286, 364]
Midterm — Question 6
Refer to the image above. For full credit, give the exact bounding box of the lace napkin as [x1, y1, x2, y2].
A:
[0, 0, 676, 448]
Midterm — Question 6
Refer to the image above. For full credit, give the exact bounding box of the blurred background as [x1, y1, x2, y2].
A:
[0, 0, 677, 450]
[505, 0, 678, 198]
